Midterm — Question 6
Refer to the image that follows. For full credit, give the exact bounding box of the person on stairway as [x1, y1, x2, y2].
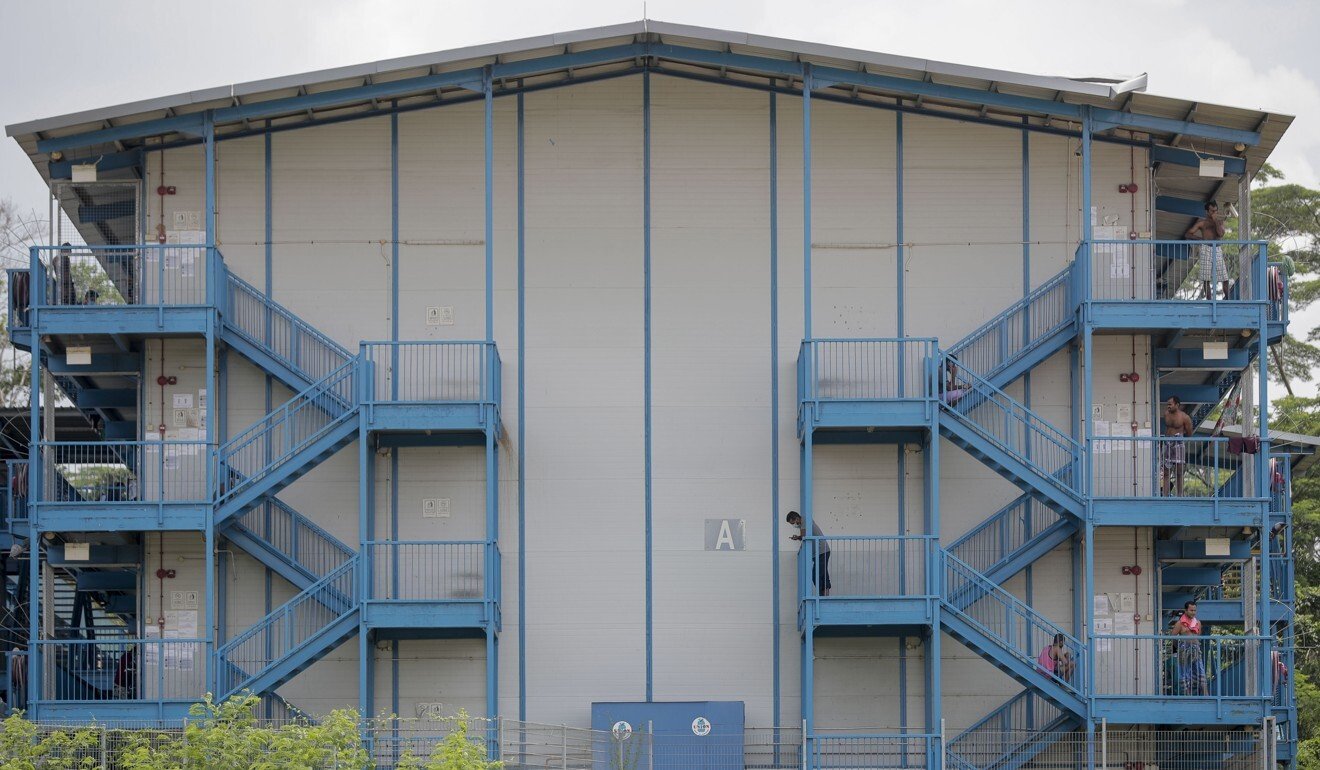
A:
[1036, 633, 1075, 683]
[1161, 397, 1193, 496]
[787, 511, 831, 597]
[942, 355, 968, 406]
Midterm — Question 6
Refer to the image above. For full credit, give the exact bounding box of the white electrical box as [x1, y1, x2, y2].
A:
[426, 306, 455, 326]
[1203, 341, 1229, 360]
[71, 165, 98, 183]
[1199, 158, 1225, 178]
[66, 347, 92, 366]
[65, 543, 89, 561]
[422, 498, 452, 518]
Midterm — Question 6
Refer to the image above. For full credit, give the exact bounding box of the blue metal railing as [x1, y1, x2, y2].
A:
[1093, 634, 1270, 700]
[938, 353, 1083, 499]
[941, 550, 1086, 698]
[947, 495, 1068, 577]
[359, 341, 501, 405]
[30, 243, 221, 308]
[5, 268, 31, 336]
[37, 638, 206, 705]
[4, 459, 27, 530]
[1075, 239, 1269, 303]
[217, 557, 359, 698]
[216, 358, 360, 506]
[1268, 262, 1290, 325]
[946, 690, 1068, 770]
[225, 270, 354, 387]
[39, 441, 211, 504]
[234, 497, 356, 581]
[364, 540, 490, 602]
[1088, 435, 1261, 499]
[797, 535, 935, 601]
[945, 266, 1072, 382]
[798, 338, 938, 404]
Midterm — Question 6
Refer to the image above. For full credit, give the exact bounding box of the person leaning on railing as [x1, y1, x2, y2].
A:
[787, 510, 831, 597]
[1185, 201, 1230, 300]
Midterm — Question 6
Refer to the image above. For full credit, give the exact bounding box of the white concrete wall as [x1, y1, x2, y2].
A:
[132, 73, 1167, 728]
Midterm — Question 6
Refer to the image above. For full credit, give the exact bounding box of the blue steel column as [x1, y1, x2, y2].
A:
[768, 90, 782, 733]
[799, 68, 815, 743]
[1080, 107, 1093, 304]
[482, 67, 500, 729]
[203, 111, 218, 694]
[802, 422, 816, 744]
[26, 249, 40, 715]
[359, 370, 373, 719]
[516, 91, 528, 723]
[1259, 300, 1271, 696]
[1080, 108, 1096, 758]
[802, 65, 813, 340]
[484, 67, 494, 343]
[642, 67, 654, 705]
[925, 425, 941, 769]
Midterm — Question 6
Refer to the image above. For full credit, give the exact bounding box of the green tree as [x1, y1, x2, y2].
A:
[1251, 164, 1320, 392]
[0, 713, 101, 769]
[397, 710, 502, 770]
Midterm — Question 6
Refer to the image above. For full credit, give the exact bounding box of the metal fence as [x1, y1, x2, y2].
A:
[946, 727, 1266, 770]
[366, 540, 488, 601]
[1092, 634, 1267, 699]
[1088, 436, 1252, 499]
[799, 338, 937, 402]
[811, 733, 935, 769]
[41, 441, 210, 503]
[0, 717, 1275, 769]
[1083, 239, 1264, 302]
[361, 341, 501, 404]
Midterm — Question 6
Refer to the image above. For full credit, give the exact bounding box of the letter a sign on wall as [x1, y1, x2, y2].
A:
[705, 519, 746, 551]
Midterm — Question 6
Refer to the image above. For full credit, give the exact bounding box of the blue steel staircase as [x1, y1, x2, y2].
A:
[933, 282, 1088, 768]
[938, 357, 1085, 519]
[217, 558, 359, 698]
[944, 266, 1075, 391]
[945, 691, 1079, 770]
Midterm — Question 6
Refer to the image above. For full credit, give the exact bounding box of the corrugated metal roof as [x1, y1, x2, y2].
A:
[4, 19, 1293, 198]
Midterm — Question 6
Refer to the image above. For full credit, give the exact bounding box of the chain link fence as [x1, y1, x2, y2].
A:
[0, 717, 1274, 769]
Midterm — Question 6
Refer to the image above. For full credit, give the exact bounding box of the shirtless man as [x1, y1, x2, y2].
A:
[1186, 202, 1229, 300]
[1162, 396, 1194, 496]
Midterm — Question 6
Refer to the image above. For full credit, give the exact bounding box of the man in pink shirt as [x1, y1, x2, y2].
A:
[1175, 601, 1208, 695]
[1036, 633, 1074, 683]
[1178, 601, 1202, 635]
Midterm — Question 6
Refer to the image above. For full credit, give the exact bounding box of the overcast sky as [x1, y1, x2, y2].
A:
[2, 0, 1317, 391]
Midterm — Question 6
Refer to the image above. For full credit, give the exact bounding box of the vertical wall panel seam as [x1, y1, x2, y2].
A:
[1022, 118, 1033, 610]
[262, 127, 273, 710]
[642, 69, 654, 703]
[768, 90, 781, 732]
